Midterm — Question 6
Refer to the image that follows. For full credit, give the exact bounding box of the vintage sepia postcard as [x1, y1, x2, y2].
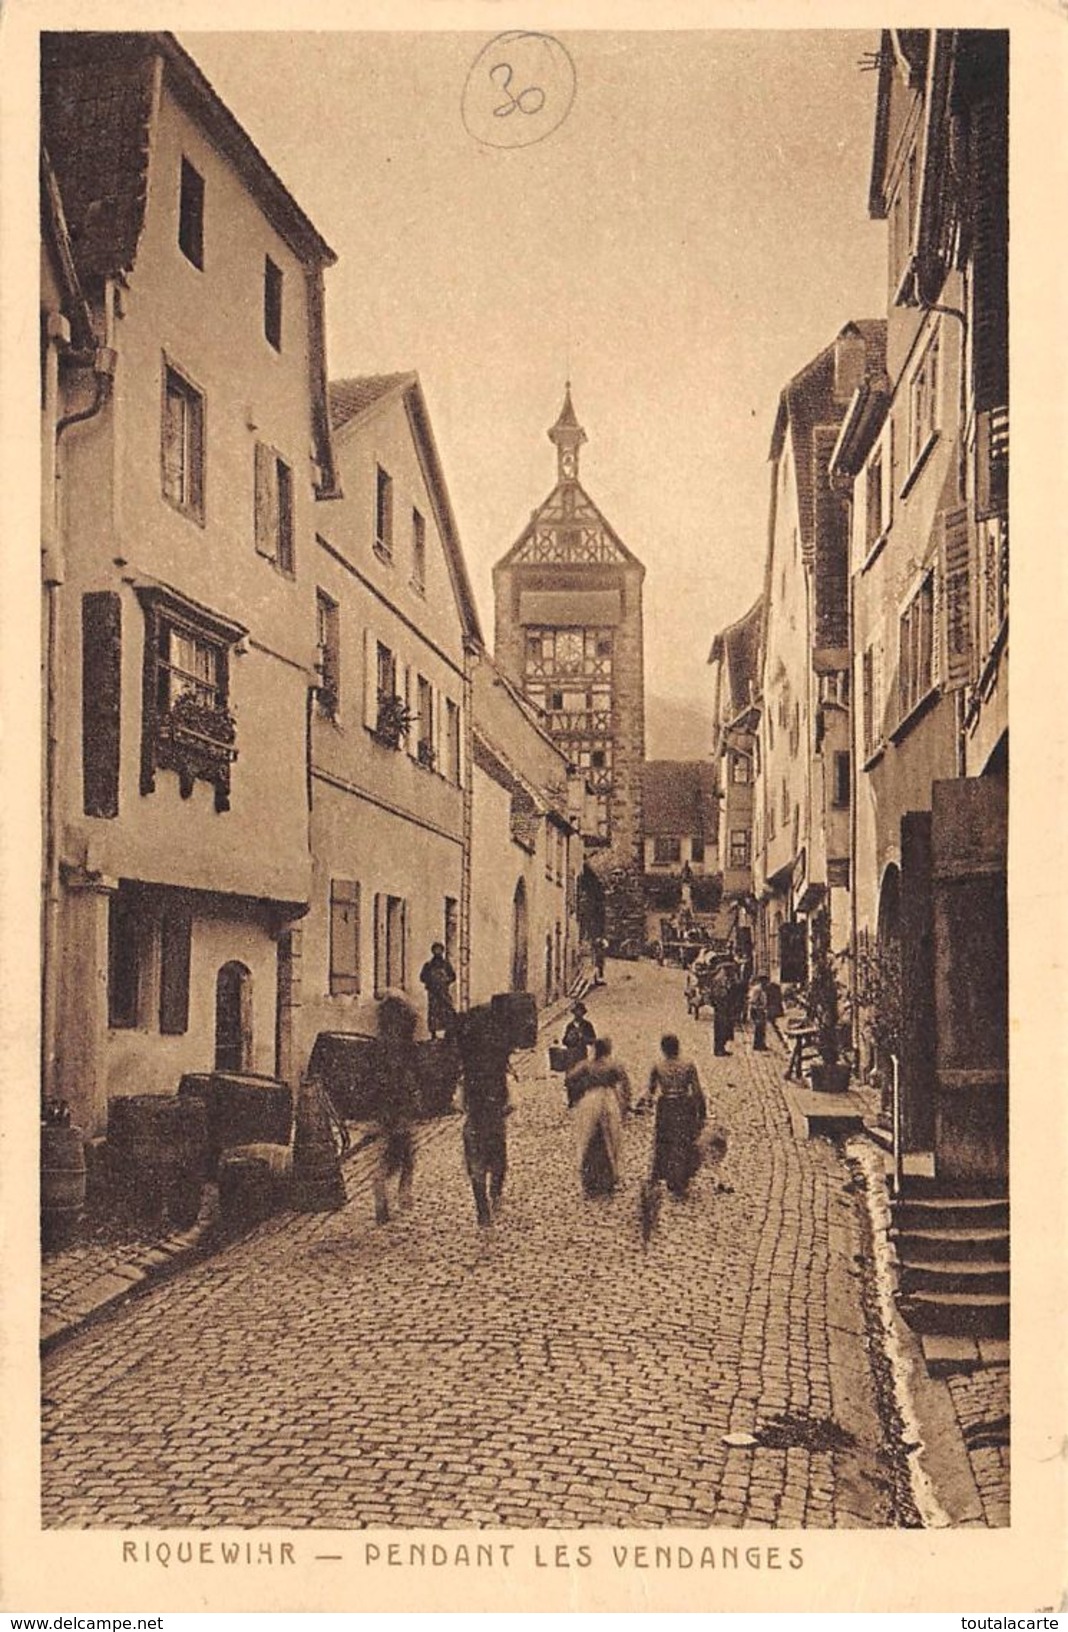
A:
[2, 0, 1066, 1616]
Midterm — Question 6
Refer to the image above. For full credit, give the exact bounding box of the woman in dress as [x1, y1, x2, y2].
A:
[646, 1033, 707, 1198]
[419, 942, 456, 1041]
[566, 1037, 630, 1196]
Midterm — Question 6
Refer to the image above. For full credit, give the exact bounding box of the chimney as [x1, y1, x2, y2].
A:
[834, 325, 867, 404]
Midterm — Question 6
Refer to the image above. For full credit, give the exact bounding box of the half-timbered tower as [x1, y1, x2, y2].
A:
[493, 389, 645, 945]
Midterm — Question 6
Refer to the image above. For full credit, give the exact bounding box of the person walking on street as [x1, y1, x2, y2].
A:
[749, 976, 769, 1051]
[566, 1036, 630, 1197]
[593, 937, 608, 984]
[456, 1005, 512, 1227]
[419, 942, 457, 1041]
[644, 1033, 707, 1201]
[710, 964, 734, 1056]
[562, 1001, 596, 1068]
[367, 993, 420, 1225]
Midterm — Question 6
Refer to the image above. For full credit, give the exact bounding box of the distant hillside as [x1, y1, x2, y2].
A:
[645, 693, 713, 761]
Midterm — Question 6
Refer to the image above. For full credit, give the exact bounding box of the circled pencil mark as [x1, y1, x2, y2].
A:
[463, 32, 576, 150]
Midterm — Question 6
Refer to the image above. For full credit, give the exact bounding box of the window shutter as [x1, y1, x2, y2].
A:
[454, 702, 464, 789]
[277, 459, 294, 573]
[941, 507, 973, 690]
[254, 442, 276, 557]
[373, 893, 384, 995]
[884, 419, 895, 533]
[930, 564, 944, 688]
[320, 608, 340, 709]
[82, 592, 122, 819]
[433, 685, 444, 772]
[159, 906, 192, 1034]
[970, 87, 1009, 417]
[363, 627, 377, 730]
[404, 665, 418, 758]
[399, 899, 408, 989]
[873, 631, 885, 747]
[329, 879, 359, 996]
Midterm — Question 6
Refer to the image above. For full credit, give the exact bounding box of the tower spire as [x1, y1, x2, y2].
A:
[548, 381, 587, 483]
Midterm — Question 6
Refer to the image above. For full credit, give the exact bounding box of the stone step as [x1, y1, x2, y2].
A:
[890, 1224, 1010, 1262]
[898, 1289, 1010, 1337]
[898, 1257, 1010, 1297]
[892, 1195, 1008, 1232]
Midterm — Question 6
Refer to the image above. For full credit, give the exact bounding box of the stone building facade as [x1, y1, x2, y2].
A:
[300, 372, 481, 1057]
[492, 389, 646, 947]
[41, 32, 338, 1132]
[469, 655, 582, 1008]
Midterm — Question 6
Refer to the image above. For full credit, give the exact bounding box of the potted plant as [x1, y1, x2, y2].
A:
[417, 738, 436, 770]
[806, 952, 851, 1093]
[373, 691, 416, 749]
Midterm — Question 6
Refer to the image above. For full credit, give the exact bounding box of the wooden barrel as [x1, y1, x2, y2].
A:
[217, 1152, 276, 1230]
[305, 1033, 377, 1121]
[41, 1125, 86, 1249]
[491, 991, 538, 1050]
[178, 1073, 292, 1170]
[107, 1094, 207, 1229]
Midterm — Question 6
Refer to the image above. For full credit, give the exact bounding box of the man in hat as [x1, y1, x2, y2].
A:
[562, 1001, 596, 1071]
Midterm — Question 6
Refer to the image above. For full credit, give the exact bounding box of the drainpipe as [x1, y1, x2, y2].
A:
[847, 497, 861, 1065]
[459, 638, 479, 1012]
[42, 337, 116, 1109]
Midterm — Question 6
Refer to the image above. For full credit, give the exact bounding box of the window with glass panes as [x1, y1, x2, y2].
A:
[523, 626, 613, 839]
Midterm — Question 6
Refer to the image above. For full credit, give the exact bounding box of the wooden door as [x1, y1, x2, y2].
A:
[931, 776, 1008, 1191]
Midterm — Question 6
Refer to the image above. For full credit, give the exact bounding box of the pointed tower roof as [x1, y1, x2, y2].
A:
[547, 382, 587, 481]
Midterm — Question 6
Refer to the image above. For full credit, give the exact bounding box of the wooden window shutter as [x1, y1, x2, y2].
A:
[329, 879, 360, 996]
[254, 442, 276, 557]
[930, 564, 943, 689]
[452, 700, 464, 788]
[373, 893, 385, 995]
[159, 905, 192, 1034]
[277, 458, 294, 573]
[941, 507, 973, 690]
[970, 89, 1009, 417]
[404, 665, 418, 758]
[363, 627, 377, 729]
[432, 684, 444, 771]
[82, 592, 122, 818]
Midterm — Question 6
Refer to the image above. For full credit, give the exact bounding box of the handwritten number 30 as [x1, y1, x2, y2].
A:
[490, 60, 546, 118]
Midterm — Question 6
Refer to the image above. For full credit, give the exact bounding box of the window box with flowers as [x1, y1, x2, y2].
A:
[137, 586, 244, 812]
[158, 693, 238, 801]
[373, 691, 416, 750]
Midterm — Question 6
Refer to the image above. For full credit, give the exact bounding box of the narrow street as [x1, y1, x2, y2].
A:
[42, 961, 910, 1531]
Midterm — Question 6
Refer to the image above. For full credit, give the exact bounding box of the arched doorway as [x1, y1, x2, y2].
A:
[215, 961, 252, 1073]
[511, 880, 529, 993]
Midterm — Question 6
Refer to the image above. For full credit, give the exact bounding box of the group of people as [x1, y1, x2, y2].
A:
[686, 951, 784, 1057]
[361, 979, 716, 1234]
[561, 1001, 709, 1206]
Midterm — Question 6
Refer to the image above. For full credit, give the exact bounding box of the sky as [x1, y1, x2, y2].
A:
[184, 29, 888, 729]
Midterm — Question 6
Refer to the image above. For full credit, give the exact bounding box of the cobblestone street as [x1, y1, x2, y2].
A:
[42, 962, 911, 1530]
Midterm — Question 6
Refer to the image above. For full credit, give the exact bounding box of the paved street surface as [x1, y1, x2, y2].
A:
[42, 962, 911, 1530]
